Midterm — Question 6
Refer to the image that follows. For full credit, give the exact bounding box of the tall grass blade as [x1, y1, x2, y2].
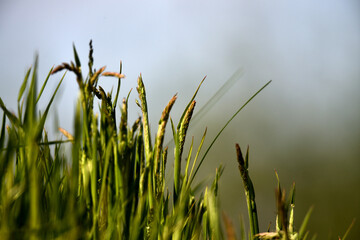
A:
[165, 69, 243, 148]
[36, 66, 54, 103]
[112, 61, 123, 109]
[235, 143, 259, 239]
[190, 68, 244, 129]
[191, 80, 271, 184]
[170, 117, 181, 202]
[73, 43, 81, 68]
[288, 182, 296, 234]
[177, 76, 206, 130]
[341, 218, 356, 240]
[36, 72, 65, 140]
[0, 98, 20, 127]
[239, 215, 246, 240]
[18, 67, 32, 102]
[183, 136, 194, 185]
[0, 113, 5, 149]
[299, 205, 314, 239]
[23, 55, 38, 130]
[188, 127, 207, 185]
[206, 186, 222, 240]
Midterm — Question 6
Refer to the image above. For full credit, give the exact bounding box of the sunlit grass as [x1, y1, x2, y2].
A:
[0, 41, 354, 239]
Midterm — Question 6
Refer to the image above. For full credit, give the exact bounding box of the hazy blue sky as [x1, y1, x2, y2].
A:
[1, 0, 359, 237]
[1, 1, 359, 132]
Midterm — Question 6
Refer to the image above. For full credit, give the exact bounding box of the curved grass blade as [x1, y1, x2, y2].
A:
[183, 136, 194, 185]
[73, 43, 81, 68]
[0, 113, 5, 149]
[35, 72, 65, 140]
[23, 55, 38, 130]
[36, 66, 54, 103]
[177, 76, 206, 131]
[170, 117, 181, 202]
[190, 80, 272, 184]
[112, 61, 123, 109]
[341, 218, 356, 240]
[190, 68, 244, 129]
[206, 186, 222, 239]
[166, 68, 244, 148]
[187, 127, 207, 186]
[298, 205, 314, 239]
[0, 98, 20, 127]
[18, 67, 32, 102]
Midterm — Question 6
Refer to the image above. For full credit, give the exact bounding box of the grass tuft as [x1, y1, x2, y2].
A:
[0, 41, 353, 239]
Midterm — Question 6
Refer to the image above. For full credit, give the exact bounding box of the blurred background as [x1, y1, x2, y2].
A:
[1, 0, 359, 238]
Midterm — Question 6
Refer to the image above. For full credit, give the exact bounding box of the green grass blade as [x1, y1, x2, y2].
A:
[91, 114, 99, 226]
[183, 136, 194, 185]
[188, 127, 207, 186]
[97, 140, 112, 226]
[72, 100, 82, 195]
[206, 187, 222, 239]
[0, 98, 20, 127]
[177, 76, 206, 130]
[239, 215, 246, 240]
[73, 43, 81, 68]
[166, 70, 243, 148]
[190, 68, 244, 130]
[0, 112, 5, 149]
[170, 117, 181, 202]
[18, 67, 32, 102]
[36, 66, 54, 103]
[244, 144, 249, 169]
[35, 72, 65, 140]
[191, 80, 272, 184]
[23, 55, 38, 130]
[112, 61, 123, 109]
[341, 218, 356, 240]
[288, 182, 296, 234]
[302, 231, 309, 240]
[211, 165, 223, 197]
[298, 205, 314, 239]
[0, 116, 15, 191]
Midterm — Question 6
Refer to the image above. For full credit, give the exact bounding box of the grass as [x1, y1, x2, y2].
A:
[0, 41, 355, 239]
